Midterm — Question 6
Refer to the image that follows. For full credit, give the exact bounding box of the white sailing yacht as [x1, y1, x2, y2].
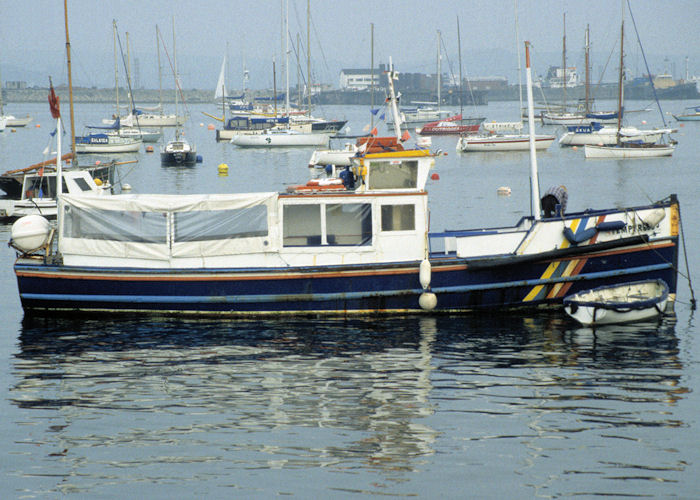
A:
[161, 20, 197, 166]
[584, 5, 675, 159]
[230, 0, 331, 148]
[457, 7, 554, 152]
[0, 63, 32, 128]
[103, 26, 186, 128]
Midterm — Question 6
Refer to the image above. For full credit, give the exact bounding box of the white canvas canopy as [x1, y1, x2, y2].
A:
[58, 193, 279, 265]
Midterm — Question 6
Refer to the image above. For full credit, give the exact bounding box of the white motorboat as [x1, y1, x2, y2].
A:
[2, 114, 33, 127]
[308, 142, 359, 167]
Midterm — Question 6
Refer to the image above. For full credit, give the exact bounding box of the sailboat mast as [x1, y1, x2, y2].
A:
[157, 26, 163, 113]
[126, 31, 131, 99]
[222, 52, 227, 122]
[370, 23, 374, 129]
[285, 0, 290, 119]
[387, 58, 402, 142]
[436, 30, 441, 113]
[585, 24, 590, 113]
[113, 21, 119, 116]
[63, 0, 76, 165]
[0, 63, 3, 116]
[273, 59, 278, 118]
[616, 16, 625, 145]
[172, 17, 179, 139]
[307, 0, 311, 117]
[562, 12, 567, 111]
[457, 17, 463, 116]
[525, 41, 541, 220]
[515, 0, 523, 117]
[296, 34, 301, 108]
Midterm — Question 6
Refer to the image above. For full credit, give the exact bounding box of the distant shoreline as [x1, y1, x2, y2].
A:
[3, 82, 698, 105]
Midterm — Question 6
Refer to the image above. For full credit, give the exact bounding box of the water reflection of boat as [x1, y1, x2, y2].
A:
[14, 315, 440, 475]
[11, 312, 688, 495]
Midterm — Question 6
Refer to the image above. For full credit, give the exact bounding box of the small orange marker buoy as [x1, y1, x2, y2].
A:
[207, 124, 215, 130]
[146, 145, 154, 153]
[95, 160, 101, 165]
[36, 123, 41, 128]
[430, 173, 440, 180]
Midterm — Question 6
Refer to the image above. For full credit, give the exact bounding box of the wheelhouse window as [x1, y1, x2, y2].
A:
[283, 202, 373, 247]
[283, 204, 322, 246]
[381, 204, 415, 231]
[326, 203, 372, 246]
[74, 177, 92, 192]
[174, 206, 268, 242]
[24, 176, 68, 199]
[369, 160, 418, 189]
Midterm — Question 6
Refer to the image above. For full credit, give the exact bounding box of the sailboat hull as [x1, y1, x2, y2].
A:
[161, 151, 197, 166]
[457, 134, 555, 152]
[231, 131, 330, 147]
[584, 144, 674, 158]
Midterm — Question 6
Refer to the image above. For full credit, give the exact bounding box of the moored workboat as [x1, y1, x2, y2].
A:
[8, 47, 682, 318]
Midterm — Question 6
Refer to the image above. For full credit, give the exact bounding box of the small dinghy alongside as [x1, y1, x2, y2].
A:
[563, 279, 670, 326]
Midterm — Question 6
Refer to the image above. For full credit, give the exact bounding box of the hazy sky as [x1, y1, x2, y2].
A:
[2, 0, 698, 90]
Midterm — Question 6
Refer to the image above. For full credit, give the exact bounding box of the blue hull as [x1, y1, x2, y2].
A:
[15, 236, 678, 316]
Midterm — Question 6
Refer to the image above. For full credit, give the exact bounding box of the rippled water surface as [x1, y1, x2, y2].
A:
[1, 101, 699, 497]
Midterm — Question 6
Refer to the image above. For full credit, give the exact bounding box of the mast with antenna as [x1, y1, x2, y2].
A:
[63, 0, 76, 167]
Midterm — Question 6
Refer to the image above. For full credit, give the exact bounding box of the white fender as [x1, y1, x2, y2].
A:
[419, 259, 431, 290]
[643, 208, 666, 228]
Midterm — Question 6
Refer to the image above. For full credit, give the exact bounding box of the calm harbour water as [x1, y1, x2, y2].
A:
[1, 100, 699, 498]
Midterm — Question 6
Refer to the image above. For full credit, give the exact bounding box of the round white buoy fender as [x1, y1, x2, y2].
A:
[10, 215, 51, 253]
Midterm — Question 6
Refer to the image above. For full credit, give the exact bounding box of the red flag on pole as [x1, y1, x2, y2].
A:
[370, 127, 378, 136]
[401, 130, 411, 142]
[48, 78, 60, 119]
